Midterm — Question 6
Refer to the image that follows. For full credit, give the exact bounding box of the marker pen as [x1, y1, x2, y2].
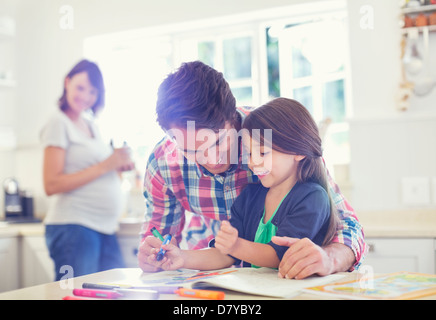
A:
[114, 288, 159, 300]
[62, 296, 91, 300]
[150, 227, 164, 241]
[156, 234, 172, 261]
[175, 288, 225, 300]
[72, 288, 122, 299]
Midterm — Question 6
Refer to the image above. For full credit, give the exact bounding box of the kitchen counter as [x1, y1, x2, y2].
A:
[0, 218, 143, 238]
[358, 209, 436, 238]
[1, 209, 436, 239]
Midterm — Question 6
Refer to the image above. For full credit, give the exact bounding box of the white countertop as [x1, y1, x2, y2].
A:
[0, 218, 143, 238]
[1, 209, 436, 239]
[358, 209, 436, 238]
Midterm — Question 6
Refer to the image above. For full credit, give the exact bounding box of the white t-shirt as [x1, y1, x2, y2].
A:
[40, 110, 122, 234]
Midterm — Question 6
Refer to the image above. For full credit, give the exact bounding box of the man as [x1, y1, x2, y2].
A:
[137, 61, 366, 279]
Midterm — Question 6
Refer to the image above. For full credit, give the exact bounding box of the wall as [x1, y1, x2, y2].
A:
[347, 0, 436, 211]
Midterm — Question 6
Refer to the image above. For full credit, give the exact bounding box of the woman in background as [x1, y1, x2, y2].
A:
[40, 59, 134, 280]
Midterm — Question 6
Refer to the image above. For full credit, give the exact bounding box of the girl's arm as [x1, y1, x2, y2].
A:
[180, 248, 235, 270]
[148, 242, 235, 271]
[215, 221, 280, 268]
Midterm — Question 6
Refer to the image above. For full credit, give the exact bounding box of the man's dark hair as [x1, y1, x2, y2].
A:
[156, 61, 237, 132]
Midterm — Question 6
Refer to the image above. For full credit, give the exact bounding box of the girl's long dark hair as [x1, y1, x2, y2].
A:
[243, 97, 339, 246]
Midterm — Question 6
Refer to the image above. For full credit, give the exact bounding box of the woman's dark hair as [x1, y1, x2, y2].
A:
[243, 97, 339, 245]
[58, 59, 105, 115]
[156, 61, 237, 132]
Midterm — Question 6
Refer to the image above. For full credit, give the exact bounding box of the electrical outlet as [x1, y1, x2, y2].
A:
[401, 177, 430, 206]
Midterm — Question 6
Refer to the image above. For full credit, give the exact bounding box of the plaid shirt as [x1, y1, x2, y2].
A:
[141, 121, 366, 270]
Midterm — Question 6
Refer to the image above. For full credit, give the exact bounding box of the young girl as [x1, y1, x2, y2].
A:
[148, 97, 339, 270]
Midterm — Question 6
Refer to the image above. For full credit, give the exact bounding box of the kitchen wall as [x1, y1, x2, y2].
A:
[347, 0, 436, 211]
[1, 0, 435, 217]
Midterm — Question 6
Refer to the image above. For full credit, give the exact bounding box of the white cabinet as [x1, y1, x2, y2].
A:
[19, 234, 141, 286]
[0, 237, 19, 292]
[21, 236, 54, 287]
[118, 235, 140, 268]
[361, 238, 435, 274]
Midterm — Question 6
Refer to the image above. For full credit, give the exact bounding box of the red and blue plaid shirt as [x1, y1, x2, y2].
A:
[141, 119, 366, 270]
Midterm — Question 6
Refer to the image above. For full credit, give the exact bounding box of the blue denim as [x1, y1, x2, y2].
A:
[45, 224, 126, 281]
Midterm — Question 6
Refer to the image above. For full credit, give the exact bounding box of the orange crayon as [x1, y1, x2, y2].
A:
[175, 288, 225, 300]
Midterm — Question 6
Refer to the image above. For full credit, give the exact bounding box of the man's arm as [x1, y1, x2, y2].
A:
[138, 153, 184, 272]
[327, 166, 367, 270]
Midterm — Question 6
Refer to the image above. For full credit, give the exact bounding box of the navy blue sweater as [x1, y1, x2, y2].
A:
[228, 181, 331, 267]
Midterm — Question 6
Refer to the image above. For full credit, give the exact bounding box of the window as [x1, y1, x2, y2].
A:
[266, 17, 351, 167]
[83, 2, 351, 183]
[176, 27, 258, 106]
[84, 35, 174, 177]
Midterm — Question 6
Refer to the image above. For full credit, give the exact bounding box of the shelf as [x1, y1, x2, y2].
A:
[401, 24, 436, 34]
[401, 4, 436, 15]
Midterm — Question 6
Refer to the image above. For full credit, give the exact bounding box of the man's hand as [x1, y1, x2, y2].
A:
[137, 235, 178, 272]
[272, 236, 355, 279]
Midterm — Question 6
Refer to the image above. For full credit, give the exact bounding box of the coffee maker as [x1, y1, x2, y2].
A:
[3, 177, 22, 218]
[3, 177, 38, 223]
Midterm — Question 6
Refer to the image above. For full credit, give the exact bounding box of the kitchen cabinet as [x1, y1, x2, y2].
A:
[0, 223, 143, 291]
[361, 238, 435, 274]
[19, 234, 141, 286]
[118, 235, 141, 268]
[21, 236, 54, 287]
[0, 237, 19, 292]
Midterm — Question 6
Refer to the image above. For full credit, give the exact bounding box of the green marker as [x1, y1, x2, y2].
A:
[150, 227, 164, 241]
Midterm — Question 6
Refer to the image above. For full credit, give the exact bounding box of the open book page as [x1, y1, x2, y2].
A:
[140, 267, 344, 298]
[302, 272, 436, 300]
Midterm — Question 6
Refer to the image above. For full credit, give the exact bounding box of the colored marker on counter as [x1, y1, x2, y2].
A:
[63, 296, 91, 300]
[156, 234, 172, 261]
[73, 288, 122, 299]
[175, 288, 225, 300]
[73, 288, 159, 300]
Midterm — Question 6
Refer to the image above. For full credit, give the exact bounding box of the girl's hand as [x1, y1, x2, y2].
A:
[151, 241, 185, 271]
[215, 221, 239, 255]
[139, 235, 180, 271]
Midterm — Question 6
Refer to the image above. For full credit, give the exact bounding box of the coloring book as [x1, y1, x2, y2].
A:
[303, 272, 436, 300]
[140, 267, 344, 298]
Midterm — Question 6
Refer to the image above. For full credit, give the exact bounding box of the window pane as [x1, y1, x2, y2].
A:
[223, 37, 251, 80]
[293, 86, 313, 114]
[231, 87, 252, 106]
[198, 41, 215, 68]
[323, 128, 350, 165]
[266, 28, 280, 98]
[322, 80, 345, 123]
[292, 44, 312, 78]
